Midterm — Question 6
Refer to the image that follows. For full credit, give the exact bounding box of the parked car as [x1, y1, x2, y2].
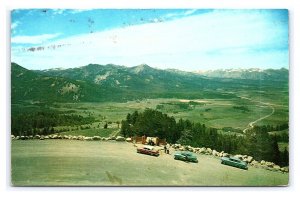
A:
[174, 151, 198, 163]
[221, 156, 248, 170]
[137, 145, 159, 156]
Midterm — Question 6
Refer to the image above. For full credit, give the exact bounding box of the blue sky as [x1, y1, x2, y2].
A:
[11, 9, 289, 71]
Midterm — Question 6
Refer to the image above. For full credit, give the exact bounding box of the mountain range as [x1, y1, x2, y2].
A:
[11, 63, 289, 103]
[195, 68, 288, 81]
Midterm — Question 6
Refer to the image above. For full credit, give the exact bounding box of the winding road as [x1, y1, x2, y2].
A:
[241, 97, 275, 133]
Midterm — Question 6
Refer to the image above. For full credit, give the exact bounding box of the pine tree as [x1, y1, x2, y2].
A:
[281, 147, 289, 166]
[271, 136, 281, 164]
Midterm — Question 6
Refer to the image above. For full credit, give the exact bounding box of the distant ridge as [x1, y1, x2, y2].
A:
[194, 68, 288, 81]
[11, 62, 289, 103]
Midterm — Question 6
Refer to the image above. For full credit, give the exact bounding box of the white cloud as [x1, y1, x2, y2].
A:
[69, 9, 94, 14]
[164, 9, 197, 19]
[11, 33, 61, 44]
[11, 21, 20, 29]
[11, 10, 288, 70]
[52, 9, 65, 15]
[183, 9, 197, 16]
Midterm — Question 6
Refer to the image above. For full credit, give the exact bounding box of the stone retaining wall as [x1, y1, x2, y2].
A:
[171, 143, 289, 173]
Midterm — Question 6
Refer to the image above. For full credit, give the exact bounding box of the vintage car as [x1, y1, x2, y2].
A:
[221, 156, 248, 170]
[137, 145, 160, 156]
[174, 151, 198, 163]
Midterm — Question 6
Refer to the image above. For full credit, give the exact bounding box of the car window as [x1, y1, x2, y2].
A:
[231, 158, 240, 162]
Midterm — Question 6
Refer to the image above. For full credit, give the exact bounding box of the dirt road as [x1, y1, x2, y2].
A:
[241, 97, 275, 133]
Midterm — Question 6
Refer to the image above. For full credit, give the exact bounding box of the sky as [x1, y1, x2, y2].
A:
[11, 9, 289, 71]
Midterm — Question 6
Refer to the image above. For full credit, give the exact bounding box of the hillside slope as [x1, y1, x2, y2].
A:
[12, 62, 289, 103]
[11, 63, 121, 103]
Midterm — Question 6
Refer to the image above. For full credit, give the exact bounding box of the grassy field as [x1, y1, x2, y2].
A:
[49, 97, 288, 132]
[11, 140, 288, 186]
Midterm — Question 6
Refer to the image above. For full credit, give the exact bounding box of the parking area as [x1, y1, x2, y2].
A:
[11, 140, 288, 186]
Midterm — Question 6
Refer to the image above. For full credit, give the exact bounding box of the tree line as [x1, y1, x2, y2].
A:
[121, 108, 289, 166]
[11, 110, 95, 136]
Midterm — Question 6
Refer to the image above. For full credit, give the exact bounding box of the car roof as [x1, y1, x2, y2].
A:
[143, 145, 154, 149]
[229, 157, 242, 161]
[176, 151, 194, 155]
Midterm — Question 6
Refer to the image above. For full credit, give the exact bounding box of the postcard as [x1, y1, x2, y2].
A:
[11, 9, 289, 186]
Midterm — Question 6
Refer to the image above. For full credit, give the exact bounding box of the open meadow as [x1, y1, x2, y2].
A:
[46, 96, 288, 135]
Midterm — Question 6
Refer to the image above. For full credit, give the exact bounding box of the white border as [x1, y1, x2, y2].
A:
[1, 0, 299, 196]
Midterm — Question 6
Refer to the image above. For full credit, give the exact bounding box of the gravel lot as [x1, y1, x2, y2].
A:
[11, 140, 288, 186]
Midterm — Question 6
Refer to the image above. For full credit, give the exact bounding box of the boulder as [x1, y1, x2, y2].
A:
[194, 148, 200, 151]
[186, 146, 193, 151]
[260, 160, 266, 165]
[198, 148, 206, 154]
[40, 135, 45, 140]
[28, 135, 33, 139]
[266, 167, 277, 172]
[44, 136, 49, 139]
[174, 144, 181, 149]
[218, 151, 224, 157]
[116, 136, 125, 141]
[265, 161, 275, 168]
[212, 150, 219, 156]
[273, 165, 281, 171]
[250, 160, 259, 166]
[52, 135, 58, 139]
[222, 153, 229, 157]
[242, 155, 248, 160]
[84, 137, 93, 141]
[126, 137, 132, 142]
[234, 154, 243, 160]
[280, 167, 289, 173]
[92, 136, 101, 141]
[11, 135, 15, 140]
[260, 165, 269, 170]
[179, 147, 184, 151]
[78, 136, 85, 140]
[15, 136, 20, 140]
[246, 156, 253, 163]
[20, 136, 26, 140]
[206, 148, 212, 154]
[72, 136, 78, 140]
